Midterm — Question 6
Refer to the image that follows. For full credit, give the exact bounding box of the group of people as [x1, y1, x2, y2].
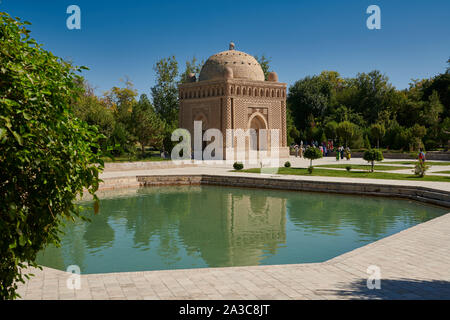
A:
[335, 146, 352, 161]
[292, 141, 328, 158]
[291, 140, 351, 160]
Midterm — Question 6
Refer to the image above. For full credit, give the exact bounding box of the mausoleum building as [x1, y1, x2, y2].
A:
[178, 43, 289, 159]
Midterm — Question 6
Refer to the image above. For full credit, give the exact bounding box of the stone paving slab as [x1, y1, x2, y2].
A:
[15, 158, 450, 300]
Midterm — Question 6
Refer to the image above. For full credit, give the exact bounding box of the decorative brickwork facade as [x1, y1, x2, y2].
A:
[179, 43, 289, 159]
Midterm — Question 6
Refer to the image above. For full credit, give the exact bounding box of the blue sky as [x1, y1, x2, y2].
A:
[2, 0, 449, 96]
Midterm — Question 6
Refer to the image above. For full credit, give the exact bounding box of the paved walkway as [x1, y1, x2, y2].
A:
[16, 157, 450, 300]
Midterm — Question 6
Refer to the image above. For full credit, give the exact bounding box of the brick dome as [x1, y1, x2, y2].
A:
[199, 45, 265, 82]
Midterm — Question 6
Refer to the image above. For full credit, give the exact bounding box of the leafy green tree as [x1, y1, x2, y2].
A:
[254, 55, 272, 80]
[304, 146, 323, 167]
[320, 132, 327, 144]
[0, 13, 103, 299]
[370, 123, 386, 149]
[409, 124, 427, 151]
[363, 149, 384, 172]
[422, 90, 444, 127]
[151, 56, 179, 126]
[324, 121, 338, 141]
[439, 117, 450, 149]
[286, 108, 300, 145]
[103, 82, 138, 155]
[364, 134, 371, 149]
[336, 121, 356, 147]
[345, 70, 396, 123]
[179, 56, 203, 84]
[131, 94, 165, 157]
[151, 56, 179, 153]
[287, 76, 331, 130]
[72, 80, 115, 151]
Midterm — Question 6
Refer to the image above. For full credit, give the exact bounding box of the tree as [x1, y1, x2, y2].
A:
[286, 108, 300, 145]
[103, 82, 138, 155]
[364, 134, 371, 149]
[336, 121, 356, 147]
[131, 94, 165, 157]
[304, 146, 323, 168]
[151, 56, 179, 153]
[409, 123, 427, 151]
[254, 55, 271, 80]
[287, 76, 332, 130]
[363, 149, 384, 172]
[370, 123, 385, 149]
[324, 121, 338, 141]
[346, 70, 395, 124]
[179, 56, 203, 84]
[0, 13, 103, 299]
[151, 56, 179, 126]
[72, 79, 115, 152]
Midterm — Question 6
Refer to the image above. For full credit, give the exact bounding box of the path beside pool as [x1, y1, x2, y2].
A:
[16, 157, 450, 300]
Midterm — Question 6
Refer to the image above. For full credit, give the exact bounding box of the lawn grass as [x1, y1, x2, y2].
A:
[239, 167, 450, 182]
[385, 161, 450, 166]
[434, 171, 450, 174]
[316, 164, 408, 171]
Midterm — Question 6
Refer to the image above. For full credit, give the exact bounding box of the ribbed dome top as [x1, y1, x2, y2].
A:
[199, 48, 265, 82]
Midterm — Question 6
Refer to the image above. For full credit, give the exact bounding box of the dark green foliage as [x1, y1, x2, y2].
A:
[287, 64, 449, 152]
[336, 121, 357, 147]
[179, 56, 203, 84]
[284, 161, 291, 168]
[304, 146, 323, 167]
[0, 13, 103, 299]
[132, 94, 165, 157]
[414, 161, 429, 177]
[254, 55, 272, 80]
[370, 123, 386, 149]
[363, 149, 384, 172]
[151, 56, 179, 126]
[346, 165, 352, 172]
[72, 80, 115, 152]
[233, 162, 244, 170]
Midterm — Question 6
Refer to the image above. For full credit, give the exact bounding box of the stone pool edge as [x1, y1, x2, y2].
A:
[16, 173, 450, 299]
[136, 174, 450, 208]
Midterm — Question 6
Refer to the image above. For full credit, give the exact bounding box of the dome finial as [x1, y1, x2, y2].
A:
[229, 42, 235, 50]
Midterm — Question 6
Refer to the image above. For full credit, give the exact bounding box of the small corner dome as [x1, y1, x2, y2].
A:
[267, 72, 278, 82]
[199, 43, 265, 82]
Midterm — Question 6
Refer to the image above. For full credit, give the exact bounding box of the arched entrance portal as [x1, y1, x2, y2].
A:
[194, 113, 208, 160]
[248, 113, 268, 152]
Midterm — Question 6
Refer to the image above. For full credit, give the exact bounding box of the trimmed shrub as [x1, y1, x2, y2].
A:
[346, 165, 352, 172]
[304, 146, 323, 167]
[284, 161, 291, 168]
[363, 149, 384, 172]
[233, 162, 244, 170]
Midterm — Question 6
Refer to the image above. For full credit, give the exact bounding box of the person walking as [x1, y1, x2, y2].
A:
[345, 147, 351, 160]
[336, 146, 340, 161]
[418, 149, 426, 163]
[294, 144, 299, 157]
[300, 141, 304, 158]
[340, 146, 344, 160]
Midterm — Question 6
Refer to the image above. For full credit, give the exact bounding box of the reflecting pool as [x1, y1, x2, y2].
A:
[36, 185, 447, 274]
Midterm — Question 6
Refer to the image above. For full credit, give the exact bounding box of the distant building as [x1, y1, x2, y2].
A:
[178, 43, 289, 160]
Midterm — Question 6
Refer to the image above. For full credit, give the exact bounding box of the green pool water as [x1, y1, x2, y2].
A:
[36, 185, 447, 274]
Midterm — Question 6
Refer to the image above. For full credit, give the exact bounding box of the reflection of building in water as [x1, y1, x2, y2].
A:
[178, 187, 286, 267]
